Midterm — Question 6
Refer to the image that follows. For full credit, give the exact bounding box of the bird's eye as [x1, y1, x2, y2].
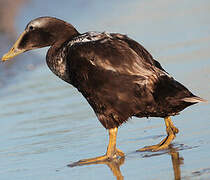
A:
[29, 26, 34, 31]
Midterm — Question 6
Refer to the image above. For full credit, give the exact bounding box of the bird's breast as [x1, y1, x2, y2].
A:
[46, 46, 71, 84]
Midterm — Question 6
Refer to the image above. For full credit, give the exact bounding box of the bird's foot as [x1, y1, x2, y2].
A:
[137, 143, 163, 152]
[137, 132, 176, 152]
[68, 148, 125, 167]
[137, 116, 179, 152]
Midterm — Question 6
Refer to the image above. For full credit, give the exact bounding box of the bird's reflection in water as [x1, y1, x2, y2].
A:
[68, 146, 184, 180]
[101, 157, 125, 180]
[169, 147, 184, 180]
[68, 157, 125, 180]
[141, 145, 184, 180]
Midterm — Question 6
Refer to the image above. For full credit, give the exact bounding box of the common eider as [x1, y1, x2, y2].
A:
[2, 17, 206, 166]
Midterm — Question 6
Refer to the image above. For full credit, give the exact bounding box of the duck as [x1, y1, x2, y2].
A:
[2, 16, 206, 166]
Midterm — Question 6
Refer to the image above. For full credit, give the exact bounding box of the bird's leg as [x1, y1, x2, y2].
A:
[137, 116, 179, 152]
[69, 127, 124, 167]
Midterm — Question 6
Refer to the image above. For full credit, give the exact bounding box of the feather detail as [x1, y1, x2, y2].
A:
[182, 96, 207, 103]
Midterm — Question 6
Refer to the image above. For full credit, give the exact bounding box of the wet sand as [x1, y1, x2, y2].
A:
[0, 0, 210, 179]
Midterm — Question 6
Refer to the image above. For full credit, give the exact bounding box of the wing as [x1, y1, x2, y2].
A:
[67, 38, 159, 127]
[67, 33, 199, 122]
[68, 33, 167, 80]
[111, 33, 167, 72]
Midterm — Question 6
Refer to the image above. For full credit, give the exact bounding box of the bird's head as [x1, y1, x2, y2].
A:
[2, 16, 79, 61]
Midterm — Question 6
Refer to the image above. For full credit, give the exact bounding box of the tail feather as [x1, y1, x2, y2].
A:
[182, 96, 207, 103]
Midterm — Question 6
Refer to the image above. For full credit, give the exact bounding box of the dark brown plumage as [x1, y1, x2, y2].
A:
[2, 17, 206, 164]
[47, 30, 202, 129]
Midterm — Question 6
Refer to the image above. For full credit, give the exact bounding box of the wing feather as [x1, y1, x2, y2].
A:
[68, 34, 167, 80]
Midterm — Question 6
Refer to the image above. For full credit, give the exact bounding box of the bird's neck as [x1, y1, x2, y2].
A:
[47, 23, 80, 61]
[46, 23, 80, 83]
[53, 24, 80, 47]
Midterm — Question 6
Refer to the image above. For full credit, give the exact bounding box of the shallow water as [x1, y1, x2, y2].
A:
[0, 0, 210, 179]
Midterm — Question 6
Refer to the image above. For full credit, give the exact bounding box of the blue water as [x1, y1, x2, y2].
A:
[0, 0, 210, 179]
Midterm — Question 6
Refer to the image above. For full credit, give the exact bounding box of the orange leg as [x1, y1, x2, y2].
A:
[137, 116, 179, 152]
[69, 127, 124, 167]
